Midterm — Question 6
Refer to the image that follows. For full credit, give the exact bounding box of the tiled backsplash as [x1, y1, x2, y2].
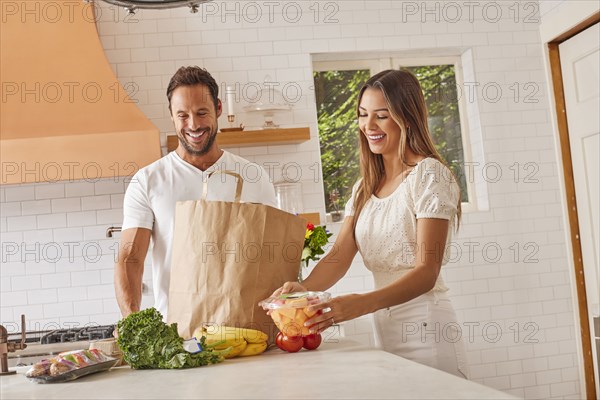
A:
[0, 1, 586, 398]
[1, 179, 140, 330]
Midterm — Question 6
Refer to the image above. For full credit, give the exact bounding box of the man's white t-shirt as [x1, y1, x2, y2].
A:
[122, 150, 277, 319]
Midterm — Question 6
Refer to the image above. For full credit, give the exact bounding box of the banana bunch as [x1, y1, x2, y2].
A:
[193, 326, 268, 359]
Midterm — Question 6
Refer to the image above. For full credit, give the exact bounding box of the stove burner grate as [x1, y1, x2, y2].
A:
[38, 325, 115, 344]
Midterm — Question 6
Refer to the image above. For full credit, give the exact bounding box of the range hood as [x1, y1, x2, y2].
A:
[0, 1, 162, 185]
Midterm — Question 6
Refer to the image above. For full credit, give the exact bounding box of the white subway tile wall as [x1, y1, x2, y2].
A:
[1, 178, 156, 331]
[0, 1, 583, 398]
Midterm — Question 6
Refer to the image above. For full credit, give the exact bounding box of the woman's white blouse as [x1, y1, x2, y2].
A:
[345, 158, 460, 292]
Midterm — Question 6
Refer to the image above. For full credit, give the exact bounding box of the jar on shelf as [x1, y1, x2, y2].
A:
[274, 182, 303, 215]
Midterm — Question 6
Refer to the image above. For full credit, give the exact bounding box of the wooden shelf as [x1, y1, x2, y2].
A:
[298, 212, 321, 225]
[167, 127, 310, 152]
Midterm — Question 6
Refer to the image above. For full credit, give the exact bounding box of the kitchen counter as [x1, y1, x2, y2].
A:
[1, 340, 514, 399]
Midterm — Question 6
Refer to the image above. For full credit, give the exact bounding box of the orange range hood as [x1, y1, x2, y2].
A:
[0, 0, 161, 185]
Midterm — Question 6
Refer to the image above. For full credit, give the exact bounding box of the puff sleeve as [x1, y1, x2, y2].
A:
[413, 159, 460, 220]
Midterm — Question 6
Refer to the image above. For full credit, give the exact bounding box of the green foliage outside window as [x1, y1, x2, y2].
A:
[314, 65, 468, 214]
[314, 69, 369, 215]
[405, 65, 468, 202]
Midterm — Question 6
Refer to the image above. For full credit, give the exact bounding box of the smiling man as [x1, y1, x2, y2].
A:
[114, 66, 277, 320]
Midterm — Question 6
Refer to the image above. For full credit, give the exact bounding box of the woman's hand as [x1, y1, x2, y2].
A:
[270, 281, 307, 298]
[304, 294, 368, 334]
[264, 282, 308, 315]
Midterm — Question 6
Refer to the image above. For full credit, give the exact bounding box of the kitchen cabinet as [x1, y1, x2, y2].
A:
[1, 339, 515, 399]
[167, 127, 311, 152]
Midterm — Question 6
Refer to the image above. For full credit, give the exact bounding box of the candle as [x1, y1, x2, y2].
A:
[226, 86, 234, 116]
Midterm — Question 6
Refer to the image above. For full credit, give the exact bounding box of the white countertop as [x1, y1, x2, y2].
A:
[1, 340, 515, 399]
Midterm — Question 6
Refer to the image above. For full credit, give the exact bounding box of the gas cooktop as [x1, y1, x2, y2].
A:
[6, 325, 116, 368]
[8, 325, 115, 345]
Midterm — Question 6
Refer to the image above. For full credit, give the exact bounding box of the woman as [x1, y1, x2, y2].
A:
[275, 69, 468, 378]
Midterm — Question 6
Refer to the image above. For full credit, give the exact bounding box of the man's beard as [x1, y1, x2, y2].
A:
[178, 126, 218, 156]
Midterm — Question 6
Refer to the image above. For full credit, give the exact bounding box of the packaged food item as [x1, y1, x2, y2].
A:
[25, 349, 118, 383]
[89, 338, 125, 366]
[259, 291, 331, 337]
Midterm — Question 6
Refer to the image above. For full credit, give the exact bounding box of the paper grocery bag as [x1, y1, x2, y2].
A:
[167, 171, 306, 342]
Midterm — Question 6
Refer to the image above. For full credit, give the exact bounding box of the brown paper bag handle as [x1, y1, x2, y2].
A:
[202, 170, 243, 202]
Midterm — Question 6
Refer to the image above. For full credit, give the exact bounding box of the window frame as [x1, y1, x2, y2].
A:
[312, 54, 477, 217]
[391, 56, 477, 213]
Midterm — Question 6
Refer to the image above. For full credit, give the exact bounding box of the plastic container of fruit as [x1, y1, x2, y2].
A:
[259, 291, 331, 337]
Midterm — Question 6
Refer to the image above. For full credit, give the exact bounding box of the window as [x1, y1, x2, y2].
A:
[313, 55, 474, 216]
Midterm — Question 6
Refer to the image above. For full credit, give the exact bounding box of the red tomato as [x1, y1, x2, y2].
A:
[302, 333, 322, 350]
[275, 332, 285, 351]
[275, 332, 303, 353]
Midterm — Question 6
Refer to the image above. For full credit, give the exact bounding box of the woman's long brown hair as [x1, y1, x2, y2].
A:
[351, 69, 462, 235]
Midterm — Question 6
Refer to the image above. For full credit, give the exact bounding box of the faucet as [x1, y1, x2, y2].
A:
[0, 315, 27, 375]
[106, 226, 122, 238]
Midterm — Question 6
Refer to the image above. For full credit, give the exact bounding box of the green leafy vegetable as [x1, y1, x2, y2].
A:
[117, 308, 225, 369]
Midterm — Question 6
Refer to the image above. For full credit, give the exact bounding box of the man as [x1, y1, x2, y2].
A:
[115, 66, 276, 319]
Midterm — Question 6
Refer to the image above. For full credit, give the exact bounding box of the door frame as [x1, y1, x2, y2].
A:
[548, 12, 600, 400]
